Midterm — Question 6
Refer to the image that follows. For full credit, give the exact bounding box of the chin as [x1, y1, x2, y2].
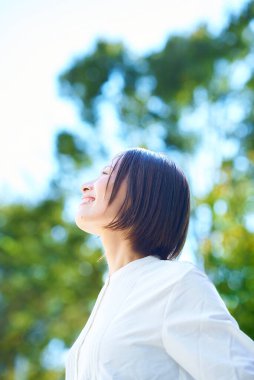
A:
[75, 214, 100, 235]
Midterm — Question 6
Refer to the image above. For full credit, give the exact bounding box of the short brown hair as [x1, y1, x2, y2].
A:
[104, 147, 190, 260]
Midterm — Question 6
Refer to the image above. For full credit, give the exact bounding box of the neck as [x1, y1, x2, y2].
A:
[99, 230, 144, 276]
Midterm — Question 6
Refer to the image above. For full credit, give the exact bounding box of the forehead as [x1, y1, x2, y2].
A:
[106, 154, 128, 194]
[105, 154, 123, 171]
[112, 155, 122, 167]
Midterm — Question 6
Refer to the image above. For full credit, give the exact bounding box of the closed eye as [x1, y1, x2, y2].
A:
[101, 165, 112, 175]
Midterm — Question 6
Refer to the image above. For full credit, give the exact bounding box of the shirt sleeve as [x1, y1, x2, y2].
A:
[161, 266, 254, 380]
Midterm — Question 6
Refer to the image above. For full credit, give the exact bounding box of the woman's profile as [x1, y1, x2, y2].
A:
[65, 147, 254, 379]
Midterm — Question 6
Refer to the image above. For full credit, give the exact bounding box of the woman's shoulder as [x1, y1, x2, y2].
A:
[143, 257, 231, 317]
[142, 257, 209, 290]
[148, 257, 202, 277]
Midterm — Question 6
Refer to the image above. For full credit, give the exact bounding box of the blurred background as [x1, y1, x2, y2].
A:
[1, 0, 254, 378]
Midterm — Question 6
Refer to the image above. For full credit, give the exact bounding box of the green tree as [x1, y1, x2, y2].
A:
[0, 195, 107, 379]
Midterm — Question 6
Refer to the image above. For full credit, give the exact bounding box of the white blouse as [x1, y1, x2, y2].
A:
[65, 255, 254, 379]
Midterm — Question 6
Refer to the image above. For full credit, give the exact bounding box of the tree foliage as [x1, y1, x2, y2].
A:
[0, 197, 106, 379]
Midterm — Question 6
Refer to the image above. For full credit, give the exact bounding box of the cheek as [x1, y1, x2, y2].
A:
[94, 179, 111, 205]
[107, 181, 128, 216]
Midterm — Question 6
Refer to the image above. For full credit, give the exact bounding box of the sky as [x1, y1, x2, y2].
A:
[0, 0, 247, 203]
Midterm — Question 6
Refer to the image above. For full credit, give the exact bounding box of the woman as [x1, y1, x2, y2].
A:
[65, 147, 254, 380]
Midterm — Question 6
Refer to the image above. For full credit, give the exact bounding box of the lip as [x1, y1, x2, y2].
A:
[80, 196, 95, 205]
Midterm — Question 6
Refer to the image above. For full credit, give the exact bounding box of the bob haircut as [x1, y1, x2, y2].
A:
[103, 147, 190, 261]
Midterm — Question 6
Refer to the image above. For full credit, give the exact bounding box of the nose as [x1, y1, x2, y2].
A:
[81, 182, 94, 193]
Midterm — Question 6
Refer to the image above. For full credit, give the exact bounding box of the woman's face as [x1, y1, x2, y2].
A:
[75, 155, 127, 235]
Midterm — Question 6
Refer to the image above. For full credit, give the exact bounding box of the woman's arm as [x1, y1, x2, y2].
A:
[162, 266, 254, 379]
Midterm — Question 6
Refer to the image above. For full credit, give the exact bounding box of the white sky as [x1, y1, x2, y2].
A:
[0, 0, 246, 202]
